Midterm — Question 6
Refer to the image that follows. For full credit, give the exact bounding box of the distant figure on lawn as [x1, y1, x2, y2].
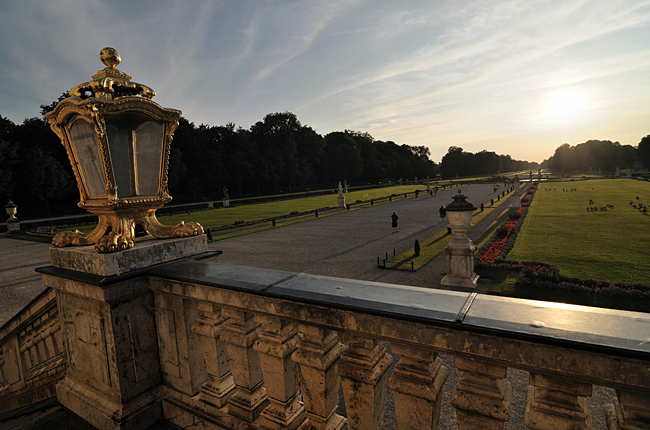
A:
[391, 212, 399, 233]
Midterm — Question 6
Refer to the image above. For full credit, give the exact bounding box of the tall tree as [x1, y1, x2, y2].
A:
[321, 132, 364, 183]
[638, 135, 650, 169]
[0, 116, 18, 198]
[251, 112, 303, 191]
[24, 146, 74, 216]
[548, 140, 640, 172]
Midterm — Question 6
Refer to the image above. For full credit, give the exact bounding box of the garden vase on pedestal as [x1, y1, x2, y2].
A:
[4, 199, 20, 233]
[513, 175, 521, 198]
[441, 190, 479, 289]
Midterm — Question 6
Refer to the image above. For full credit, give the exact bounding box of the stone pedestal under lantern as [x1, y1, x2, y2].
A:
[35, 47, 210, 429]
[441, 191, 479, 289]
[39, 235, 216, 430]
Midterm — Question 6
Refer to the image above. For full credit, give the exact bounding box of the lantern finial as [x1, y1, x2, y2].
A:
[100, 47, 121, 69]
[70, 48, 155, 100]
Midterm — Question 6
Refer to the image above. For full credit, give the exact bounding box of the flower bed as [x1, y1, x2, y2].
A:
[476, 182, 650, 299]
[477, 206, 526, 264]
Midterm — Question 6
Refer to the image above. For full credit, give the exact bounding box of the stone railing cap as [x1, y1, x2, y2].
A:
[149, 261, 650, 358]
[464, 294, 650, 355]
[149, 261, 468, 323]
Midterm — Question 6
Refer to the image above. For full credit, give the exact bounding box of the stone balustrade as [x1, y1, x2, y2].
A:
[2, 235, 649, 429]
[145, 260, 650, 430]
[0, 288, 65, 421]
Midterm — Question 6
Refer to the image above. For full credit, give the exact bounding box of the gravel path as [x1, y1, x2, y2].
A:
[211, 184, 504, 290]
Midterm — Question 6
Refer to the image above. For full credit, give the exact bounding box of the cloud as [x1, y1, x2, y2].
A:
[0, 0, 648, 163]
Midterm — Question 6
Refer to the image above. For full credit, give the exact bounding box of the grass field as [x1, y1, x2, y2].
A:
[37, 184, 432, 236]
[507, 179, 650, 284]
[149, 185, 431, 229]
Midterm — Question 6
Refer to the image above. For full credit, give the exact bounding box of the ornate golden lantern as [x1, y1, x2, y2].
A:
[45, 47, 203, 253]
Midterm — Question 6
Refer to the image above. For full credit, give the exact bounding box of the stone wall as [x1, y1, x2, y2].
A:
[0, 288, 65, 421]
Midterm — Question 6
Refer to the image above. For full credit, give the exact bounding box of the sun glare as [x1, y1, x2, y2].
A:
[546, 91, 585, 121]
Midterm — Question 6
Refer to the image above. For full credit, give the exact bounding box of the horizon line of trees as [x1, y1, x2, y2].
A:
[2, 94, 646, 219]
[439, 146, 539, 178]
[1, 108, 442, 218]
[542, 138, 650, 173]
[167, 112, 438, 201]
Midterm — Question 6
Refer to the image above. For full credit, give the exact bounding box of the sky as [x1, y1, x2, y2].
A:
[1, 1, 649, 163]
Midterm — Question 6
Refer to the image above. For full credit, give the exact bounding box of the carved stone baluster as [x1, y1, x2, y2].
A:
[388, 343, 448, 430]
[451, 356, 512, 429]
[220, 308, 269, 422]
[606, 389, 650, 430]
[525, 373, 592, 429]
[155, 292, 207, 396]
[291, 324, 347, 430]
[254, 315, 306, 430]
[190, 303, 235, 408]
[338, 334, 392, 430]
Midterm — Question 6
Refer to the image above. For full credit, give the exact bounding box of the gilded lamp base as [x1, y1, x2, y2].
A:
[52, 207, 203, 253]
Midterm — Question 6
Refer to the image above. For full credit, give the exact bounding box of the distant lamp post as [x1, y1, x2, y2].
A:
[441, 190, 479, 289]
[4, 200, 20, 233]
[44, 47, 203, 253]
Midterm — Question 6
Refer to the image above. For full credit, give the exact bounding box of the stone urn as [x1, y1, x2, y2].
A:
[4, 200, 20, 233]
[441, 191, 479, 289]
[513, 175, 521, 197]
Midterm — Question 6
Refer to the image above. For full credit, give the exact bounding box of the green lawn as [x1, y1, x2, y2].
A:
[507, 179, 650, 284]
[46, 185, 431, 236]
[154, 185, 432, 229]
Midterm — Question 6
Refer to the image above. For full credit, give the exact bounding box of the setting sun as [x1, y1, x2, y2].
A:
[547, 91, 585, 121]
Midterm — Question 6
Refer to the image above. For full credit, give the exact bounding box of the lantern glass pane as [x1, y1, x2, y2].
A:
[134, 121, 164, 195]
[106, 114, 164, 198]
[69, 119, 105, 196]
[106, 124, 135, 197]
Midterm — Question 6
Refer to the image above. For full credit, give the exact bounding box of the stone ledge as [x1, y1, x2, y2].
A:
[49, 235, 208, 277]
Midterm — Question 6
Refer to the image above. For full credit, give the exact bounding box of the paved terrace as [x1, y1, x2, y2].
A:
[211, 183, 500, 290]
[0, 183, 616, 429]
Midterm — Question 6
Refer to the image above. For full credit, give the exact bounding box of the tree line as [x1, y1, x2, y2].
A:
[0, 109, 440, 218]
[4, 92, 644, 219]
[439, 146, 538, 178]
[167, 112, 438, 201]
[543, 138, 650, 173]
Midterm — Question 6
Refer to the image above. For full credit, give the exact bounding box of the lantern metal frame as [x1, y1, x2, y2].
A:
[44, 48, 203, 253]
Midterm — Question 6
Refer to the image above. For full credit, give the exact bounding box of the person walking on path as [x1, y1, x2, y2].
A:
[440, 204, 452, 233]
[391, 211, 399, 233]
[439, 204, 446, 224]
